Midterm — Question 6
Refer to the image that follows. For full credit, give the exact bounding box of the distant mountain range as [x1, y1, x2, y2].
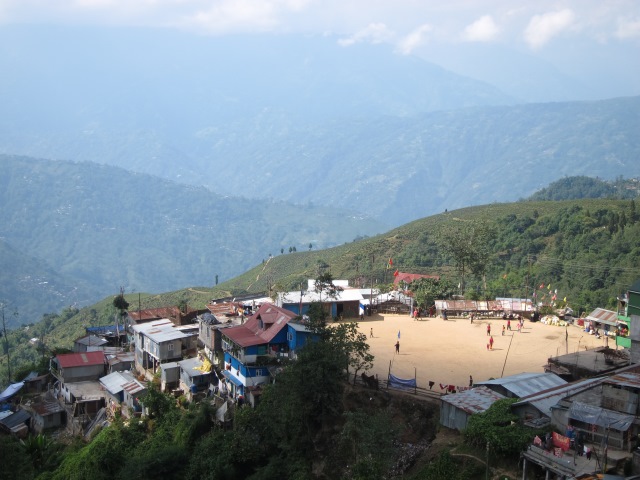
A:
[0, 28, 638, 226]
[0, 155, 385, 327]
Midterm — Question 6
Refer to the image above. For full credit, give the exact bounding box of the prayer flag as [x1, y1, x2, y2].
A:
[393, 269, 399, 277]
[539, 283, 545, 289]
[387, 258, 393, 269]
[503, 274, 507, 279]
[563, 297, 567, 302]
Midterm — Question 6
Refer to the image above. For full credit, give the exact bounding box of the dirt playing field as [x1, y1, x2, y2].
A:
[346, 313, 610, 391]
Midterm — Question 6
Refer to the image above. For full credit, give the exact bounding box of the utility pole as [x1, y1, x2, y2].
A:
[370, 254, 374, 316]
[1, 303, 12, 383]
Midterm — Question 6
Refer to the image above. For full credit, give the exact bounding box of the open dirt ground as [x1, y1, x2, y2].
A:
[344, 313, 610, 391]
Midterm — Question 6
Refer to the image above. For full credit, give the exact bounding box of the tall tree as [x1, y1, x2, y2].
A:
[436, 221, 494, 296]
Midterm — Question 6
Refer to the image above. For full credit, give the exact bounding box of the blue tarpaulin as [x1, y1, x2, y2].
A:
[0, 382, 24, 403]
[388, 374, 416, 391]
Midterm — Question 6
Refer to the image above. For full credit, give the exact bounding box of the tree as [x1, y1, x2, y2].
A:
[436, 221, 494, 296]
[308, 243, 312, 251]
[313, 272, 343, 319]
[410, 278, 456, 309]
[330, 322, 374, 383]
[280, 248, 284, 255]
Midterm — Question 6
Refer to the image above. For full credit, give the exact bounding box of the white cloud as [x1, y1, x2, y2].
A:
[524, 8, 575, 49]
[615, 17, 640, 39]
[462, 14, 499, 42]
[184, 0, 313, 34]
[337, 22, 394, 47]
[396, 24, 432, 55]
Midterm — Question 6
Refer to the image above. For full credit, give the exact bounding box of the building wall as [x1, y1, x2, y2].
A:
[61, 364, 105, 382]
[602, 384, 639, 415]
[439, 402, 470, 431]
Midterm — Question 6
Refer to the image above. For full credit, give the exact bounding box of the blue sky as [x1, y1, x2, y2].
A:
[1, 1, 639, 99]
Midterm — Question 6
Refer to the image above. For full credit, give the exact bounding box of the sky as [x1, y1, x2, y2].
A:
[1, 0, 639, 98]
[1, 0, 638, 50]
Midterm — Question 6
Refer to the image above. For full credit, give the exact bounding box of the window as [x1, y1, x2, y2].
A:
[168, 343, 174, 351]
[287, 332, 293, 341]
[255, 369, 263, 376]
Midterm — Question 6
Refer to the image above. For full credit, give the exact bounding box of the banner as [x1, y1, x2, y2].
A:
[388, 373, 417, 391]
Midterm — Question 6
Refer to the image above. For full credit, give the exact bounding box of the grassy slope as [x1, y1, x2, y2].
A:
[3, 197, 637, 387]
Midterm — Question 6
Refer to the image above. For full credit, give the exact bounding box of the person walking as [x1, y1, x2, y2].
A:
[395, 340, 400, 354]
[469, 375, 473, 387]
[489, 335, 494, 350]
[507, 319, 511, 330]
[502, 325, 506, 336]
[487, 323, 491, 336]
[370, 328, 373, 338]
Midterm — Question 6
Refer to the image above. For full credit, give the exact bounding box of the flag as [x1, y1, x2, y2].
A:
[393, 269, 399, 277]
[563, 297, 567, 302]
[539, 283, 545, 289]
[548, 284, 551, 290]
[397, 330, 401, 339]
[387, 258, 393, 269]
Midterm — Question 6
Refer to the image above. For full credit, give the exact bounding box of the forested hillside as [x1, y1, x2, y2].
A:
[3, 196, 638, 389]
[0, 155, 385, 325]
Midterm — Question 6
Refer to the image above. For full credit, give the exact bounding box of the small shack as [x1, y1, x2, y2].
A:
[440, 386, 505, 431]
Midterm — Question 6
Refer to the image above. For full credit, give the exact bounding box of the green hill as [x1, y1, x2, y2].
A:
[3, 196, 638, 386]
[0, 155, 386, 324]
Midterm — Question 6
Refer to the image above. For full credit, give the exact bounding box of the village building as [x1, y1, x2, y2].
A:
[220, 302, 311, 399]
[276, 279, 363, 319]
[178, 356, 212, 398]
[440, 385, 505, 431]
[100, 371, 146, 418]
[24, 393, 66, 433]
[474, 372, 567, 399]
[132, 319, 198, 378]
[198, 302, 245, 366]
[73, 334, 109, 352]
[51, 351, 106, 384]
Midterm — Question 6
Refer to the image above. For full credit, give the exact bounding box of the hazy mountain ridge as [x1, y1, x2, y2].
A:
[0, 155, 386, 324]
[1, 28, 637, 226]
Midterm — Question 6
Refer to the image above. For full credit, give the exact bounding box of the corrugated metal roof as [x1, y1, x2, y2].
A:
[131, 319, 173, 332]
[179, 357, 210, 378]
[288, 322, 312, 333]
[56, 351, 105, 368]
[441, 386, 505, 414]
[279, 287, 364, 305]
[435, 299, 534, 312]
[0, 409, 31, 429]
[604, 372, 640, 388]
[586, 308, 618, 326]
[100, 371, 136, 395]
[132, 320, 192, 343]
[30, 398, 65, 416]
[75, 335, 109, 347]
[475, 372, 567, 398]
[223, 303, 298, 347]
[513, 377, 603, 417]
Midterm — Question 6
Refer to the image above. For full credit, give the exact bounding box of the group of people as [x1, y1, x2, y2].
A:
[485, 315, 526, 350]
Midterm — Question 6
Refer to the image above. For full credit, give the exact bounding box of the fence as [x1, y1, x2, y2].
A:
[349, 372, 443, 401]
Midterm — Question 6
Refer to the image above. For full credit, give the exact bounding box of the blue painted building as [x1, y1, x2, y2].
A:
[220, 303, 314, 398]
